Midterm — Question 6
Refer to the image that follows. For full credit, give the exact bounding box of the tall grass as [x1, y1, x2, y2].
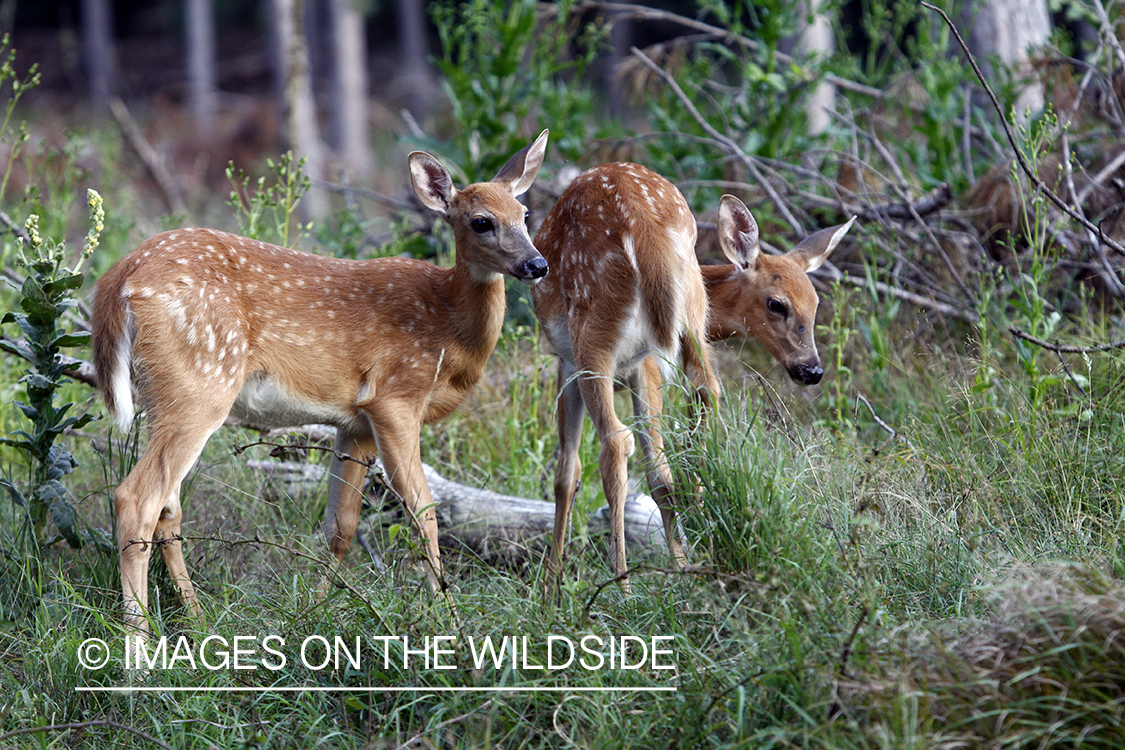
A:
[2, 263, 1124, 747]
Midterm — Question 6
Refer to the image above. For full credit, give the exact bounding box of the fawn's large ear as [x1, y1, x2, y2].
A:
[492, 129, 549, 197]
[788, 216, 856, 273]
[409, 151, 457, 214]
[717, 194, 761, 274]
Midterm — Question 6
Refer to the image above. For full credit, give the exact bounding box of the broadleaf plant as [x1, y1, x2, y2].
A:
[0, 190, 106, 551]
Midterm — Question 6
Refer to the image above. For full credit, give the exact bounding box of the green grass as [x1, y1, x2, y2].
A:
[2, 298, 1124, 747]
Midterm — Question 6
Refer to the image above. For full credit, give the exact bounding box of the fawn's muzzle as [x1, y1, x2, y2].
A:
[789, 361, 824, 386]
[516, 256, 550, 280]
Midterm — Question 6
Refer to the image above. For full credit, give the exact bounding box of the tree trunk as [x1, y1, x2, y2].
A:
[271, 0, 327, 222]
[185, 0, 218, 138]
[395, 0, 431, 118]
[328, 0, 371, 180]
[965, 0, 1051, 119]
[80, 0, 114, 113]
[797, 0, 836, 136]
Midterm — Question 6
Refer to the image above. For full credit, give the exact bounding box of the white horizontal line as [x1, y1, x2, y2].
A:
[77, 685, 677, 693]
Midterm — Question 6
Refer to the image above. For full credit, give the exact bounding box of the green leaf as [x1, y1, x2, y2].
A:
[51, 331, 90, 348]
[0, 435, 34, 452]
[0, 477, 25, 508]
[22, 372, 54, 397]
[0, 338, 33, 362]
[43, 273, 85, 296]
[19, 286, 57, 326]
[46, 446, 78, 480]
[40, 481, 83, 549]
[9, 313, 39, 341]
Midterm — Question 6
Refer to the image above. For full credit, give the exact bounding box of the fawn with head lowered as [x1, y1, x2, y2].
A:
[533, 162, 853, 593]
[92, 130, 549, 633]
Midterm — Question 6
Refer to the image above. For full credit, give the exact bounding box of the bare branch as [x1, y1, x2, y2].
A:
[572, 1, 886, 100]
[923, 2, 1125, 263]
[0, 720, 176, 750]
[110, 97, 188, 216]
[1009, 326, 1125, 353]
[629, 46, 804, 233]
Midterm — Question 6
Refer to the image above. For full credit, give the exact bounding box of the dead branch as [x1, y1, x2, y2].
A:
[820, 262, 980, 322]
[0, 208, 29, 244]
[0, 721, 176, 750]
[629, 46, 804, 234]
[571, 1, 885, 101]
[109, 97, 188, 216]
[1009, 326, 1125, 352]
[923, 2, 1125, 263]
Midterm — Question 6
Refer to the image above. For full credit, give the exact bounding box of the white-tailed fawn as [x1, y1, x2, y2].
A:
[532, 162, 854, 593]
[92, 130, 550, 634]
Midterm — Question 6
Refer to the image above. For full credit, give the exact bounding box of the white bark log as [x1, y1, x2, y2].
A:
[247, 459, 667, 566]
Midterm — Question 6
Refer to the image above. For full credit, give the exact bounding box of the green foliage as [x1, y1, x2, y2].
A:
[820, 280, 858, 430]
[225, 152, 312, 247]
[0, 192, 105, 551]
[429, 0, 611, 178]
[0, 35, 39, 206]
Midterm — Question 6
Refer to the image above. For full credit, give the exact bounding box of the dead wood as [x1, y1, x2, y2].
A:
[248, 458, 667, 568]
[109, 96, 188, 216]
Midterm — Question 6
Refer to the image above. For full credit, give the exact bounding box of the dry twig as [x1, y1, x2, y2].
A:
[1009, 326, 1125, 352]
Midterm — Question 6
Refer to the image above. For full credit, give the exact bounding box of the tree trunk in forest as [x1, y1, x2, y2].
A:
[80, 0, 114, 113]
[798, 0, 836, 136]
[271, 0, 327, 222]
[185, 0, 218, 138]
[396, 0, 431, 119]
[964, 0, 1051, 119]
[328, 0, 371, 180]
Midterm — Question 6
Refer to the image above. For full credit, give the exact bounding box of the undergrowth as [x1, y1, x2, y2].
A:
[2, 0, 1125, 747]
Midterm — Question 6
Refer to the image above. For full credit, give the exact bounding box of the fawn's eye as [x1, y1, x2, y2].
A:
[767, 298, 788, 317]
[524, 211, 531, 225]
[471, 217, 494, 233]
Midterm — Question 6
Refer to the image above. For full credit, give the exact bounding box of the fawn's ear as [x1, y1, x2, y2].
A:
[788, 216, 856, 273]
[409, 151, 457, 215]
[717, 194, 761, 274]
[492, 129, 549, 197]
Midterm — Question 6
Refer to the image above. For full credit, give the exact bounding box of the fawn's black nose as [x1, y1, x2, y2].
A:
[789, 362, 823, 386]
[520, 256, 549, 280]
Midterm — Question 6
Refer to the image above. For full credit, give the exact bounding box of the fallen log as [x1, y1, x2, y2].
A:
[247, 458, 668, 567]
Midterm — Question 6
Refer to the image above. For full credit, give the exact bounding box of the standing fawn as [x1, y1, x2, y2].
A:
[533, 163, 854, 593]
[92, 130, 549, 633]
[532, 162, 721, 594]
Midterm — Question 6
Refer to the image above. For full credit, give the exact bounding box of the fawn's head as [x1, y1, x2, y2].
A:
[409, 130, 550, 283]
[716, 195, 855, 385]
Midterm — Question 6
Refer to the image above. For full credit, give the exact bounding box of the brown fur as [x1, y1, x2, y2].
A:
[532, 163, 720, 592]
[93, 131, 549, 636]
[534, 178, 854, 593]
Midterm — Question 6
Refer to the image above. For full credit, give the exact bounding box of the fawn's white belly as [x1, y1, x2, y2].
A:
[229, 373, 360, 429]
